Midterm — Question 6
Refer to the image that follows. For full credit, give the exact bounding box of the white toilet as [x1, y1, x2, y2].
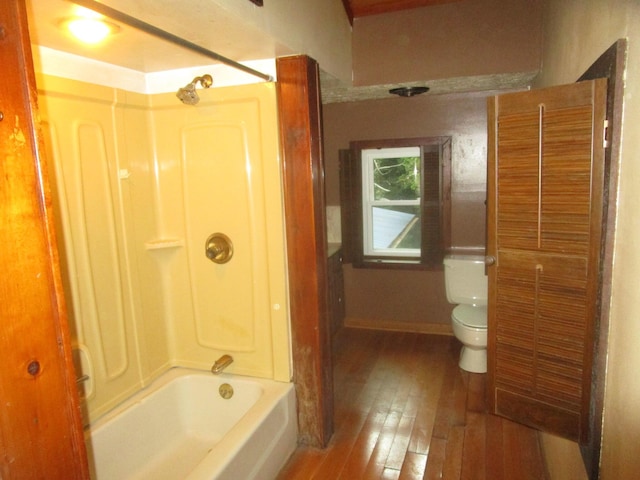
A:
[443, 255, 488, 373]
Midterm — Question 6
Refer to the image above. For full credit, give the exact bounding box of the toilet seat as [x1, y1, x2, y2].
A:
[452, 305, 487, 329]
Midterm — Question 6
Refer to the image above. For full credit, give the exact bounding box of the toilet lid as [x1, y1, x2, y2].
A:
[452, 304, 487, 328]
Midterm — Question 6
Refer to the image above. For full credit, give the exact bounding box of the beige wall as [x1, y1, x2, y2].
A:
[352, 0, 542, 86]
[323, 91, 493, 330]
[204, 0, 352, 82]
[534, 1, 640, 479]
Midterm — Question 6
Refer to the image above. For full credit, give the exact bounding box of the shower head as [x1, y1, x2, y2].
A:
[176, 74, 213, 105]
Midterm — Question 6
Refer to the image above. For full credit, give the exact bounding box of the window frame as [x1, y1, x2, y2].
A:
[341, 136, 451, 270]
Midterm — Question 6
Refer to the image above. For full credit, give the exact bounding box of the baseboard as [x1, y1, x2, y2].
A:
[344, 317, 453, 336]
[538, 431, 588, 480]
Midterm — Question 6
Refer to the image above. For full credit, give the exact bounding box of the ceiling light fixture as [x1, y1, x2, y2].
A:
[60, 16, 120, 45]
[389, 86, 430, 97]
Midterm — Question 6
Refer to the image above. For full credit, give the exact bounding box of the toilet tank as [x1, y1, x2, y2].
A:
[443, 255, 488, 306]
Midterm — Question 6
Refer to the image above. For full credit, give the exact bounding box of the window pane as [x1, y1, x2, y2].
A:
[372, 205, 421, 250]
[372, 157, 420, 201]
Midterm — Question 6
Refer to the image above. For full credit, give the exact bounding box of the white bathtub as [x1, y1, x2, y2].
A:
[85, 368, 297, 480]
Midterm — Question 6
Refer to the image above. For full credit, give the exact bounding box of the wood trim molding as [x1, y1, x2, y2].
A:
[276, 55, 333, 448]
[341, 0, 354, 24]
[346, 0, 463, 19]
[0, 1, 89, 476]
[577, 38, 627, 480]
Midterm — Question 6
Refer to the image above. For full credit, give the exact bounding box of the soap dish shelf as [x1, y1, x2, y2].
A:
[144, 238, 184, 251]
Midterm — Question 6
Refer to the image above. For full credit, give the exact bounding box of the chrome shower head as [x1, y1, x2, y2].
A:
[176, 74, 213, 105]
[176, 83, 199, 105]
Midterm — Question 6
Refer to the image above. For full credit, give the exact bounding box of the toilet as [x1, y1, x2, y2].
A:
[443, 255, 488, 373]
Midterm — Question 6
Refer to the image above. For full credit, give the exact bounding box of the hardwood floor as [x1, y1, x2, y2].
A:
[277, 328, 549, 480]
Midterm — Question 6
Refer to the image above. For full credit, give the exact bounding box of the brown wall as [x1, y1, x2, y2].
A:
[352, 0, 542, 86]
[323, 90, 499, 331]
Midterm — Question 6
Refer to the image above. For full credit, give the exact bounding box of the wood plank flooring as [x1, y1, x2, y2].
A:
[277, 328, 548, 480]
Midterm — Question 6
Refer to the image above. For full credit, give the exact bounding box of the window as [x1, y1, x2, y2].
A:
[340, 137, 451, 269]
[362, 146, 421, 258]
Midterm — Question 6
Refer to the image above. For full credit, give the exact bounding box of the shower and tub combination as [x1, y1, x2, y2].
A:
[82, 351, 296, 479]
[33, 0, 293, 477]
[38, 56, 293, 478]
[86, 367, 296, 480]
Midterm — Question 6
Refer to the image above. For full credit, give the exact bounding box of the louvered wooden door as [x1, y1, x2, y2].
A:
[486, 79, 607, 443]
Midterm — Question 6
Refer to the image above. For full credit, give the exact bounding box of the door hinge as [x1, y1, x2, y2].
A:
[603, 119, 610, 148]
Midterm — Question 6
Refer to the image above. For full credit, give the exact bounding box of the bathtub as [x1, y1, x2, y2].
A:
[85, 368, 297, 480]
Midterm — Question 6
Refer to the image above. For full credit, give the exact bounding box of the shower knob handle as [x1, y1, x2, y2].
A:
[205, 233, 233, 264]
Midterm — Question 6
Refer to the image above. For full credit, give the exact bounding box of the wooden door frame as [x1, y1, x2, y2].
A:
[276, 55, 334, 447]
[0, 0, 89, 476]
[577, 38, 627, 480]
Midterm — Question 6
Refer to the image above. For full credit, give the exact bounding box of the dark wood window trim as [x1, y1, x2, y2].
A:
[340, 136, 451, 271]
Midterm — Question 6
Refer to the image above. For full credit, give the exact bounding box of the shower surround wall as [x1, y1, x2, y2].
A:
[37, 74, 290, 424]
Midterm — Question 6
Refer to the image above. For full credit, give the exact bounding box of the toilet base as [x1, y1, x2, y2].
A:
[458, 345, 487, 373]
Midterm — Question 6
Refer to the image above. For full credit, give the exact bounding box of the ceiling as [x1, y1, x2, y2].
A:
[27, 0, 281, 74]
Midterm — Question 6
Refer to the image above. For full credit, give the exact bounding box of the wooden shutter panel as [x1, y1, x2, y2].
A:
[487, 79, 607, 443]
[339, 148, 361, 265]
[421, 145, 442, 265]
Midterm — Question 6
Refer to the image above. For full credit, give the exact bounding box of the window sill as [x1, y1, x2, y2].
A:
[352, 258, 443, 271]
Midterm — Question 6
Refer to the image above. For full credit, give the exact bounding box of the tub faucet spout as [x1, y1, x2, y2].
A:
[211, 354, 233, 374]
